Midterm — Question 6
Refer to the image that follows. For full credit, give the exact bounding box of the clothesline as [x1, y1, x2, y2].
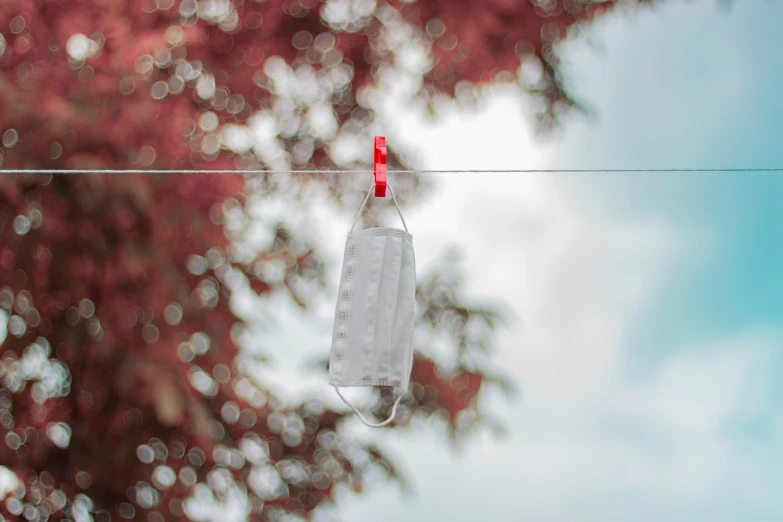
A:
[0, 168, 779, 175]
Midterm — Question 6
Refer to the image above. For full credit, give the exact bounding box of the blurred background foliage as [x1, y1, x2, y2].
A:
[0, 1, 651, 521]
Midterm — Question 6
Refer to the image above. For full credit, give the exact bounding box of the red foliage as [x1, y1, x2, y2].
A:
[0, 1, 636, 520]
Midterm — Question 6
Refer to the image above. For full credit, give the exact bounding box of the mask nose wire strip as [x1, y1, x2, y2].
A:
[335, 387, 405, 427]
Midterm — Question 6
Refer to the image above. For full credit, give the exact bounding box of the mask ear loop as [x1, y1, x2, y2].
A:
[387, 183, 409, 233]
[335, 387, 405, 427]
[350, 183, 409, 233]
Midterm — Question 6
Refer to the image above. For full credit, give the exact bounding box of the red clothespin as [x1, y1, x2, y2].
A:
[374, 136, 387, 198]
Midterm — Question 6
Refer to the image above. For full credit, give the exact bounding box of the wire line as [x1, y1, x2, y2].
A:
[0, 168, 780, 175]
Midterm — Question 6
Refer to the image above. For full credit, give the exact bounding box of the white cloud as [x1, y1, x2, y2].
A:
[382, 87, 685, 402]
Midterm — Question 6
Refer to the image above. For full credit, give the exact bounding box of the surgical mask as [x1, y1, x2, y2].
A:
[328, 183, 416, 427]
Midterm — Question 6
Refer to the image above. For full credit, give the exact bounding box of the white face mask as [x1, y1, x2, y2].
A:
[328, 183, 416, 427]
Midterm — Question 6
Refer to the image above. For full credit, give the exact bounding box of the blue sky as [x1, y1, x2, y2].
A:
[556, 0, 783, 368]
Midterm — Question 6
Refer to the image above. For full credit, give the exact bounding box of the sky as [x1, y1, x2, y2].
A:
[2, 1, 782, 521]
[257, 1, 783, 522]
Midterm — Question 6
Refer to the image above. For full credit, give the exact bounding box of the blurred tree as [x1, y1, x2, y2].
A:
[0, 1, 643, 521]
